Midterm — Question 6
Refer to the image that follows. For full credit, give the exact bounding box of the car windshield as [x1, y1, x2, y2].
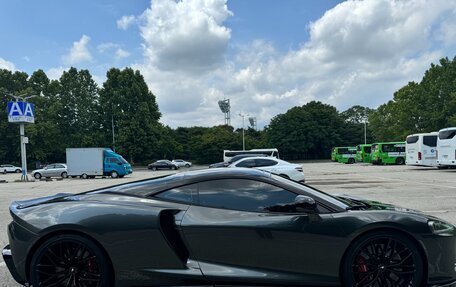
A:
[119, 157, 128, 164]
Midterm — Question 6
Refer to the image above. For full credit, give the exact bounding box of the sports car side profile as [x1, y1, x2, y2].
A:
[3, 168, 456, 286]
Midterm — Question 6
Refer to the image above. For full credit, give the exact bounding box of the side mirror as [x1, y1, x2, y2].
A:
[294, 195, 317, 212]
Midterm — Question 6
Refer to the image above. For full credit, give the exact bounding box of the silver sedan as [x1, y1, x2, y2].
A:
[31, 163, 68, 179]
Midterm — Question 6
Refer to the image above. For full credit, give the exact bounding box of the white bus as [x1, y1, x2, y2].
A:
[405, 132, 438, 167]
[223, 148, 279, 162]
[437, 127, 456, 168]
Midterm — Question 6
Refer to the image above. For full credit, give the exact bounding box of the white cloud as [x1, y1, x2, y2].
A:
[0, 58, 16, 71]
[135, 0, 456, 129]
[117, 15, 136, 30]
[62, 35, 93, 65]
[115, 48, 130, 59]
[97, 42, 119, 53]
[139, 0, 232, 72]
[46, 66, 68, 80]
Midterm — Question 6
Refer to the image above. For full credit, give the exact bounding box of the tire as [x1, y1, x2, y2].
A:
[81, 173, 88, 179]
[185, 164, 190, 168]
[61, 171, 68, 178]
[348, 158, 355, 164]
[111, 171, 119, 178]
[171, 166, 177, 170]
[341, 231, 424, 287]
[438, 166, 449, 170]
[34, 173, 42, 180]
[15, 169, 21, 173]
[152, 166, 157, 171]
[396, 157, 405, 165]
[30, 234, 112, 287]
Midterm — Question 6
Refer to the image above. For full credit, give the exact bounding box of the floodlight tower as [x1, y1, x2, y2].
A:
[248, 117, 257, 131]
[218, 99, 231, 125]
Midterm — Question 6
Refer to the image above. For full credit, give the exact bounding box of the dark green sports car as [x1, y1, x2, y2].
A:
[3, 168, 456, 286]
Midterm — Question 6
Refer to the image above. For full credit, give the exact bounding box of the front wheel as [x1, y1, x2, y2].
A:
[348, 158, 355, 164]
[111, 171, 119, 178]
[81, 173, 88, 179]
[30, 234, 112, 287]
[396, 157, 405, 165]
[34, 173, 42, 180]
[341, 231, 423, 287]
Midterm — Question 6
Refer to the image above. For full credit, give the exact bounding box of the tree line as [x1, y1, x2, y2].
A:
[0, 56, 455, 165]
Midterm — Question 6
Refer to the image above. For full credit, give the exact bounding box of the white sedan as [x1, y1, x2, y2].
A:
[229, 157, 305, 182]
[1, 164, 22, 174]
[171, 159, 192, 168]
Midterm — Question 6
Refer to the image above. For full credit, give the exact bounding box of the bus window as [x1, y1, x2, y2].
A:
[364, 146, 371, 153]
[406, 136, 419, 144]
[423, 136, 437, 147]
[439, 130, 456, 140]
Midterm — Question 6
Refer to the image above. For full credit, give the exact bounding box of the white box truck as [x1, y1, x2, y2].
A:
[66, 148, 132, 179]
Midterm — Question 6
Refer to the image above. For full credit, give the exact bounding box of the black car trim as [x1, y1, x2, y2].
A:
[158, 210, 190, 264]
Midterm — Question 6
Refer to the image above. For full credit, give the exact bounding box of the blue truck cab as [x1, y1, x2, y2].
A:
[103, 149, 133, 178]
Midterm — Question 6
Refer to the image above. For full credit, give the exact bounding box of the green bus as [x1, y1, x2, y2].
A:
[333, 147, 357, 164]
[331, 147, 339, 161]
[371, 142, 406, 165]
[356, 144, 372, 163]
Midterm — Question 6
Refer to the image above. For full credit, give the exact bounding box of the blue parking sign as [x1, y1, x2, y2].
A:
[7, 101, 35, 123]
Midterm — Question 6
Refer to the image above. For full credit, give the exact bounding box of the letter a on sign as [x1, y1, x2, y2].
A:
[9, 102, 23, 116]
[24, 103, 34, 117]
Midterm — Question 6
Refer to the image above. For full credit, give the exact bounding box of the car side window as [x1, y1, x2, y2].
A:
[255, 158, 278, 167]
[197, 179, 297, 213]
[55, 164, 65, 168]
[155, 184, 197, 204]
[236, 159, 256, 168]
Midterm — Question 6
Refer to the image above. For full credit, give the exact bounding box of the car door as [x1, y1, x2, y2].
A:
[54, 164, 66, 176]
[180, 178, 342, 286]
[42, 164, 55, 177]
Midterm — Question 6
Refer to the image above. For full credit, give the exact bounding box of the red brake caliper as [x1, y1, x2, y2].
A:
[357, 256, 368, 273]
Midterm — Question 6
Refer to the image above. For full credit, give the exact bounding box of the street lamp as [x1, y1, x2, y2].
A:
[239, 112, 248, 150]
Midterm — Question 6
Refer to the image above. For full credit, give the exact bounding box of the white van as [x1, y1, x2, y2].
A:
[437, 127, 456, 168]
[405, 132, 438, 167]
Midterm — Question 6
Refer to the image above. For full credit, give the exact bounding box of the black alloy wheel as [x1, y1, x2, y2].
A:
[30, 234, 112, 287]
[342, 232, 423, 287]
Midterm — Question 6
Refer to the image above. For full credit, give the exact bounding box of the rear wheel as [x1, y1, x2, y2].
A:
[152, 166, 157, 171]
[30, 234, 112, 287]
[348, 158, 355, 164]
[185, 164, 190, 168]
[61, 172, 68, 178]
[396, 157, 405, 165]
[15, 169, 21, 173]
[342, 231, 423, 287]
[81, 173, 88, 179]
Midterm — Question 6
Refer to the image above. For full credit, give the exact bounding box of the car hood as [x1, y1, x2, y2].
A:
[336, 194, 423, 214]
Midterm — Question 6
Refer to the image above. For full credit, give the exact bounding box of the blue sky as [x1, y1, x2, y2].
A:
[1, 0, 455, 128]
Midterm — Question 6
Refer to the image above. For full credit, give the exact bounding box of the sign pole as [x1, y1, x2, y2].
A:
[19, 123, 28, 182]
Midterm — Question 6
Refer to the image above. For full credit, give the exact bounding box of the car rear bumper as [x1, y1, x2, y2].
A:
[2, 245, 27, 285]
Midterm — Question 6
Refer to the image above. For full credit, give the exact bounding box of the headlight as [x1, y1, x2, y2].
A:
[428, 220, 456, 235]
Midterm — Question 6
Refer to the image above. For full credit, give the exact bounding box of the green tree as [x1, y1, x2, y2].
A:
[265, 101, 344, 159]
[100, 68, 161, 163]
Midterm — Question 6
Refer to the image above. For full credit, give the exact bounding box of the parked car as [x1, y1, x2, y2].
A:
[3, 168, 456, 287]
[229, 156, 305, 182]
[1, 164, 22, 174]
[148, 160, 179, 170]
[171, 159, 192, 168]
[209, 153, 266, 168]
[31, 163, 68, 179]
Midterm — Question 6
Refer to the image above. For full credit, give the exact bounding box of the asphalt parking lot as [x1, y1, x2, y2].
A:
[0, 162, 455, 286]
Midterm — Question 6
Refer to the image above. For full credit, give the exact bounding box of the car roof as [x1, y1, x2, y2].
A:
[93, 168, 271, 196]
